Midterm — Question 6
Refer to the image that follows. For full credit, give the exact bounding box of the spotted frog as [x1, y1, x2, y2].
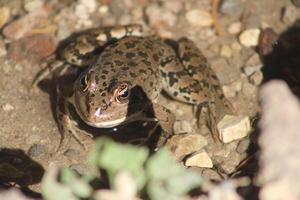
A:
[34, 24, 234, 149]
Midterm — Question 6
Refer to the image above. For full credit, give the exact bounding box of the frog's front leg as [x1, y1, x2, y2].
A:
[144, 103, 175, 149]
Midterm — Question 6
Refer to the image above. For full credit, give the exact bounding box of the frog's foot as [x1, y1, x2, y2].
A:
[31, 56, 65, 88]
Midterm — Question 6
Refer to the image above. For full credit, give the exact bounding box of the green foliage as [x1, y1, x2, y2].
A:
[42, 137, 202, 200]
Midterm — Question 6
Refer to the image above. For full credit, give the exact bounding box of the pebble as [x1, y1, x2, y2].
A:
[220, 45, 233, 58]
[228, 22, 242, 34]
[220, 0, 243, 16]
[166, 133, 207, 161]
[239, 28, 261, 47]
[222, 81, 242, 98]
[282, 6, 298, 24]
[69, 163, 89, 175]
[217, 115, 251, 143]
[173, 120, 193, 134]
[242, 81, 257, 98]
[0, 6, 10, 29]
[185, 9, 213, 27]
[24, 0, 44, 12]
[27, 144, 47, 157]
[185, 150, 213, 168]
[214, 151, 241, 174]
[249, 71, 263, 86]
[236, 139, 250, 154]
[63, 149, 82, 160]
[201, 169, 222, 181]
[2, 103, 14, 112]
[7, 34, 56, 65]
[146, 4, 177, 27]
[243, 53, 263, 76]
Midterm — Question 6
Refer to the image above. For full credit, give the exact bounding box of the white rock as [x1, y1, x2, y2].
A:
[239, 28, 261, 47]
[185, 150, 213, 168]
[222, 81, 242, 98]
[228, 22, 242, 34]
[24, 0, 44, 12]
[185, 9, 213, 27]
[220, 45, 233, 58]
[243, 53, 263, 76]
[249, 71, 263, 85]
[174, 120, 193, 134]
[2, 103, 14, 112]
[217, 115, 251, 143]
[166, 133, 207, 161]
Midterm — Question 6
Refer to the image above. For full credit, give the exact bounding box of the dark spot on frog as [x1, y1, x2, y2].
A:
[90, 93, 95, 97]
[101, 75, 106, 79]
[141, 59, 151, 66]
[114, 49, 124, 55]
[139, 69, 146, 74]
[168, 72, 179, 86]
[129, 72, 137, 78]
[102, 69, 109, 74]
[103, 82, 107, 87]
[173, 91, 178, 97]
[149, 81, 154, 87]
[114, 60, 123, 66]
[183, 96, 191, 101]
[124, 42, 136, 49]
[101, 93, 106, 97]
[127, 61, 138, 67]
[121, 67, 129, 71]
[152, 53, 160, 62]
[138, 51, 148, 58]
[94, 75, 99, 83]
[126, 52, 136, 59]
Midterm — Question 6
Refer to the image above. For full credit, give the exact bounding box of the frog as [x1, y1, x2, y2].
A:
[33, 24, 235, 150]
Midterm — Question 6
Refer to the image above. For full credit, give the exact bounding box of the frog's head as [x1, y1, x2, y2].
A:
[73, 70, 133, 128]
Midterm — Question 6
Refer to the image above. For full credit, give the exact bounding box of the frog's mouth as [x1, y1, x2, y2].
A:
[85, 116, 127, 128]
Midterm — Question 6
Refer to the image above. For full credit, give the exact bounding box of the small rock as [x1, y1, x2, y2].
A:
[214, 151, 241, 174]
[220, 45, 233, 58]
[236, 139, 250, 154]
[185, 9, 213, 27]
[201, 169, 222, 181]
[0, 6, 10, 29]
[24, 0, 44, 12]
[166, 133, 207, 161]
[173, 120, 193, 134]
[242, 81, 257, 97]
[63, 149, 81, 160]
[282, 6, 298, 24]
[222, 81, 242, 98]
[217, 115, 251, 143]
[220, 0, 243, 16]
[146, 4, 177, 27]
[2, 103, 14, 112]
[239, 28, 261, 47]
[228, 22, 242, 34]
[243, 54, 263, 76]
[249, 71, 263, 85]
[7, 34, 56, 65]
[185, 150, 213, 168]
[27, 144, 47, 157]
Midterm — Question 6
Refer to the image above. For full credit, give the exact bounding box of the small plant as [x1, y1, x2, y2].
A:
[42, 137, 202, 200]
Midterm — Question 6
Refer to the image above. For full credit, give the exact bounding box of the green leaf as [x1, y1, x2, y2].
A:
[42, 167, 79, 200]
[89, 137, 149, 189]
[146, 148, 202, 199]
[60, 168, 93, 198]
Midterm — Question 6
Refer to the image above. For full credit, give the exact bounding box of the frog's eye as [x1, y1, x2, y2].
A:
[115, 83, 130, 103]
[80, 75, 88, 92]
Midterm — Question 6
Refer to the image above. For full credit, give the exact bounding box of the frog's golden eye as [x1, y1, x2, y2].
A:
[115, 83, 130, 103]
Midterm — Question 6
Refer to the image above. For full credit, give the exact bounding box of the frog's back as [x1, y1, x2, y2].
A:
[91, 36, 170, 100]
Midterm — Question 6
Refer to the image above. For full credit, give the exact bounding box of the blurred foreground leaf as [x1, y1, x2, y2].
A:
[89, 137, 149, 189]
